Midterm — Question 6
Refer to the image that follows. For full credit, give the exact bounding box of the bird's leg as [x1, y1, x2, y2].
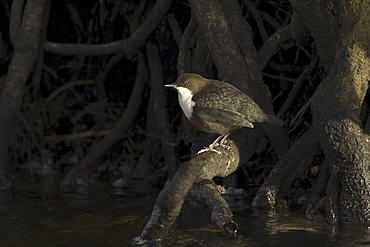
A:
[197, 134, 229, 155]
[215, 134, 230, 148]
[209, 135, 225, 148]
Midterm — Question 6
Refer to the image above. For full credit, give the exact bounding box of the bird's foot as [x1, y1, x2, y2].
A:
[197, 146, 222, 155]
[213, 142, 231, 150]
[197, 142, 230, 155]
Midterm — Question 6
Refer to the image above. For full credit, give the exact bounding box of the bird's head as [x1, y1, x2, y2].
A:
[165, 73, 207, 95]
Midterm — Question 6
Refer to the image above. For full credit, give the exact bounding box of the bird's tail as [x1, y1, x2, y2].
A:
[266, 114, 284, 126]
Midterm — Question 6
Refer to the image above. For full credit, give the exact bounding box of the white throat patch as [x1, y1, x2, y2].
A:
[176, 87, 195, 119]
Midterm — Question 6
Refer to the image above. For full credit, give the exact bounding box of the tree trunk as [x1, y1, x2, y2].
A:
[289, 0, 338, 70]
[252, 0, 370, 223]
[311, 0, 370, 222]
[0, 0, 47, 189]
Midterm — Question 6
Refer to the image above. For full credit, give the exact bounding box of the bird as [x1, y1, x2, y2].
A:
[165, 73, 284, 154]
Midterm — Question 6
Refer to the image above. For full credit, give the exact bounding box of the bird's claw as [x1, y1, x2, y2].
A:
[197, 146, 222, 155]
[214, 142, 231, 150]
[197, 142, 231, 155]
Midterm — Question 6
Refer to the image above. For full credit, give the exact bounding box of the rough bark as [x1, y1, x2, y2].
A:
[136, 142, 239, 242]
[311, 0, 370, 222]
[253, 0, 370, 223]
[188, 180, 237, 231]
[135, 155, 209, 243]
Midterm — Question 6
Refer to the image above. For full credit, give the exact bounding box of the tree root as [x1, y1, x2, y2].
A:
[188, 180, 237, 232]
[136, 141, 239, 242]
[252, 128, 319, 209]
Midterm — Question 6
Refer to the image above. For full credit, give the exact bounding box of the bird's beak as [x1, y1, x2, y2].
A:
[164, 84, 176, 88]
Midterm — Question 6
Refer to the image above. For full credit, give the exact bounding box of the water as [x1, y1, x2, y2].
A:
[1, 183, 370, 247]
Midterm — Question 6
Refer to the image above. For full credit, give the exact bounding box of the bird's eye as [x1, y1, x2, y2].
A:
[184, 81, 190, 85]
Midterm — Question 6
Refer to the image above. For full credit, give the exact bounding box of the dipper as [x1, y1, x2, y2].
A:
[165, 73, 284, 153]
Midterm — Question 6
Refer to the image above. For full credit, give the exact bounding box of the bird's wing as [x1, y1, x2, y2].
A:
[192, 86, 254, 128]
[194, 106, 254, 128]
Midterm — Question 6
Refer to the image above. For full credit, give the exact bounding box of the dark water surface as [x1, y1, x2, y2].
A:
[1, 183, 370, 247]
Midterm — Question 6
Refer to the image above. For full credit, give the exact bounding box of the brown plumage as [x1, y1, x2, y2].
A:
[165, 73, 284, 153]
